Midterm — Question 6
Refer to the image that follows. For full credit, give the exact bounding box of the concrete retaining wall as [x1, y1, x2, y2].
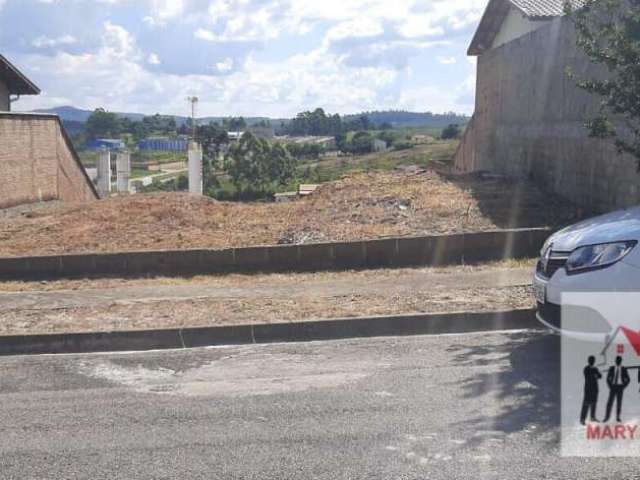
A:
[455, 17, 640, 212]
[0, 309, 539, 356]
[0, 228, 550, 280]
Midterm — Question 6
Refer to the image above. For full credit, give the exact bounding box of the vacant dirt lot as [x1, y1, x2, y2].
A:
[0, 263, 534, 335]
[0, 169, 579, 257]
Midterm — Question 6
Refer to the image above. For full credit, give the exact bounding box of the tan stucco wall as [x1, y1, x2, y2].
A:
[492, 7, 551, 50]
[0, 80, 9, 112]
[455, 17, 640, 211]
[0, 114, 98, 208]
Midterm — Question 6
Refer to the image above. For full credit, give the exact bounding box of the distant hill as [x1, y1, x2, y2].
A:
[33, 106, 287, 128]
[345, 110, 470, 128]
[32, 106, 468, 130]
[33, 106, 146, 123]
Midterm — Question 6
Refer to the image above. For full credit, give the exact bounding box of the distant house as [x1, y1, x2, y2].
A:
[248, 125, 275, 139]
[138, 137, 188, 152]
[86, 138, 126, 151]
[228, 131, 244, 142]
[0, 55, 40, 112]
[373, 139, 388, 152]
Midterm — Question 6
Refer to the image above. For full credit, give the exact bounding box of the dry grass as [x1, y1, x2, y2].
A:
[0, 258, 536, 293]
[0, 286, 534, 336]
[0, 169, 579, 258]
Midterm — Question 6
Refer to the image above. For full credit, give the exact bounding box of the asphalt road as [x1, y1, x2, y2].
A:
[0, 331, 635, 479]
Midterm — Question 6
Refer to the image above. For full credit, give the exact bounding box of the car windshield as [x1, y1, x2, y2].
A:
[3, 0, 640, 477]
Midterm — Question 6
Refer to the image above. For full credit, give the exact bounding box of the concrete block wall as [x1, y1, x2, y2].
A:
[0, 228, 550, 281]
[0, 113, 98, 208]
[455, 18, 640, 212]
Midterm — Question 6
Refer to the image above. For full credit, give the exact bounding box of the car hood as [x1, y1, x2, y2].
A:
[548, 207, 640, 252]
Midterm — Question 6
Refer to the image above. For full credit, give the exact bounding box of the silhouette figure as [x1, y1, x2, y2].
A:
[604, 356, 630, 423]
[580, 356, 602, 425]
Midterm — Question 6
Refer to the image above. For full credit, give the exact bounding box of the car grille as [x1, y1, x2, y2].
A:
[536, 252, 570, 279]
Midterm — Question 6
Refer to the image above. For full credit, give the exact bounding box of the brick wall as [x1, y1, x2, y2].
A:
[455, 18, 640, 212]
[0, 113, 98, 208]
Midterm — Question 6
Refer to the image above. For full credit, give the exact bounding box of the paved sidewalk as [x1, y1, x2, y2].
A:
[0, 268, 532, 311]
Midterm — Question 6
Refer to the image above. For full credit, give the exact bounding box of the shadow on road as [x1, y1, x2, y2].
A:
[447, 332, 560, 447]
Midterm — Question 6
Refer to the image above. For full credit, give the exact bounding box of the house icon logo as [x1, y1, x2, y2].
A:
[601, 326, 640, 363]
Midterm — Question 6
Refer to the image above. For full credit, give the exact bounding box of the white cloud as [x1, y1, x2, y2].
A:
[147, 53, 160, 65]
[101, 22, 137, 59]
[7, 0, 482, 116]
[215, 57, 233, 73]
[438, 56, 457, 64]
[144, 0, 185, 26]
[32, 34, 77, 48]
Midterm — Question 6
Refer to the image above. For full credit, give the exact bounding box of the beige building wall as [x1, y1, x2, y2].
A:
[492, 7, 551, 50]
[455, 17, 640, 212]
[0, 80, 9, 111]
[0, 113, 98, 208]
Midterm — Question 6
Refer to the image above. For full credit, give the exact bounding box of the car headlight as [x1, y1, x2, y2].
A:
[566, 241, 637, 273]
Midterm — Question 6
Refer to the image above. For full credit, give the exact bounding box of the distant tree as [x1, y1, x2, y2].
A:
[379, 122, 394, 130]
[350, 131, 375, 154]
[223, 117, 247, 131]
[377, 130, 398, 146]
[441, 124, 461, 140]
[286, 108, 345, 136]
[142, 114, 177, 135]
[198, 123, 229, 190]
[266, 142, 297, 186]
[286, 142, 325, 160]
[224, 133, 296, 193]
[349, 115, 372, 132]
[567, 0, 640, 167]
[86, 108, 121, 139]
[335, 133, 348, 154]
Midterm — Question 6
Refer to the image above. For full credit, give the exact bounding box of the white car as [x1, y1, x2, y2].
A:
[533, 207, 640, 336]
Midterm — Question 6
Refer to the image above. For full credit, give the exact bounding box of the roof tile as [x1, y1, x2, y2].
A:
[509, 0, 588, 18]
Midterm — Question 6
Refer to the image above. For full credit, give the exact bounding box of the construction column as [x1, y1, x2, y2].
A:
[188, 141, 203, 195]
[96, 148, 111, 198]
[116, 150, 131, 193]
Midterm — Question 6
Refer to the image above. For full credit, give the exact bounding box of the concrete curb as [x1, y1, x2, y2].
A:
[0, 228, 551, 281]
[0, 309, 540, 356]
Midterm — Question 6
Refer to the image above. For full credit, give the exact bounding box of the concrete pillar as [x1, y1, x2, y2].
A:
[96, 149, 112, 198]
[188, 142, 203, 195]
[116, 151, 131, 193]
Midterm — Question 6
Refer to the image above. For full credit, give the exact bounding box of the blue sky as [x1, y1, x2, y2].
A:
[0, 0, 486, 117]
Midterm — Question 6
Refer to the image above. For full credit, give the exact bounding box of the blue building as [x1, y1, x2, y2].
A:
[138, 137, 188, 152]
[86, 139, 126, 151]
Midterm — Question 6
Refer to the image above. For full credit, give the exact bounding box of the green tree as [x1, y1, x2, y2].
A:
[567, 0, 640, 165]
[350, 131, 375, 154]
[377, 130, 398, 146]
[198, 123, 229, 190]
[223, 117, 247, 131]
[441, 124, 461, 140]
[224, 133, 296, 193]
[86, 108, 121, 139]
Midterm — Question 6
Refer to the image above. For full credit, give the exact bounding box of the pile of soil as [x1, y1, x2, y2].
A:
[0, 170, 579, 257]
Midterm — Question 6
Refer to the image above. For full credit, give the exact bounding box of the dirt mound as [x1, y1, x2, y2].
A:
[0, 170, 579, 257]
